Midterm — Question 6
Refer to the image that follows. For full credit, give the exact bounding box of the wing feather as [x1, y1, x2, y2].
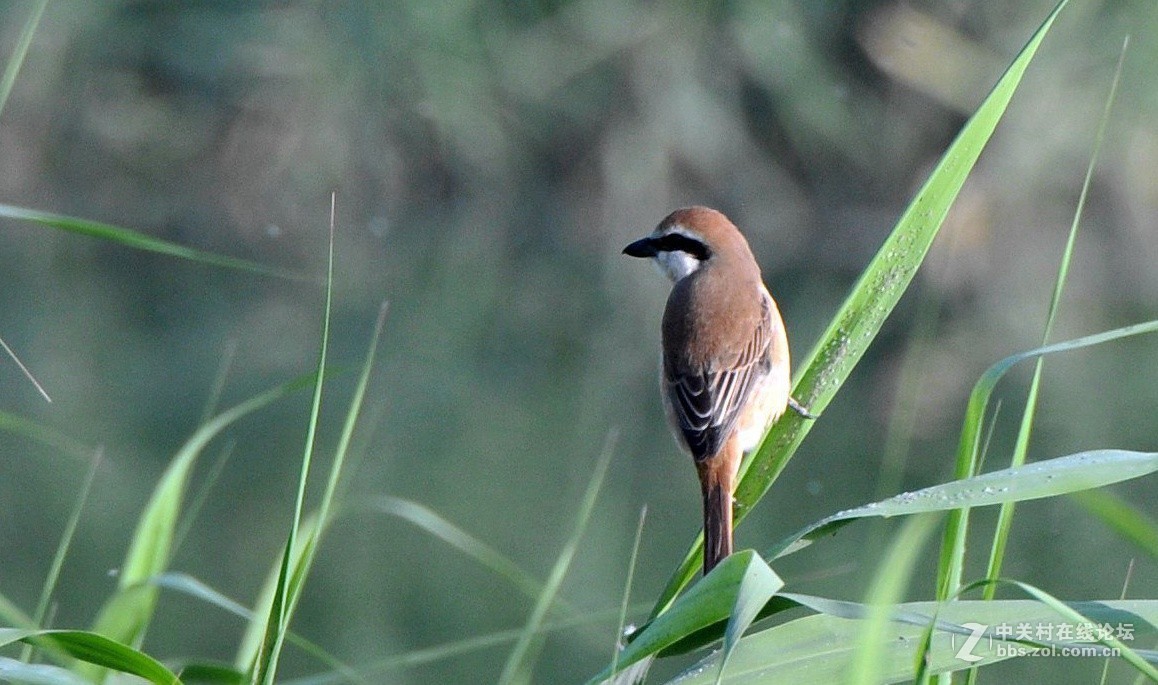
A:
[665, 295, 775, 461]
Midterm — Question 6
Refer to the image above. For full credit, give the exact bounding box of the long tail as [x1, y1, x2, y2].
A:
[698, 438, 739, 574]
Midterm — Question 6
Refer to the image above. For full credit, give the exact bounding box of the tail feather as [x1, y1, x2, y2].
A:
[701, 479, 733, 574]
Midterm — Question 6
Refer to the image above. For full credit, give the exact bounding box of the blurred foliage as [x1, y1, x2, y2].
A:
[0, 1, 1156, 682]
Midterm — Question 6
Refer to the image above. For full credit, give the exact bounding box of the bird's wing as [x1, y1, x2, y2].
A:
[665, 297, 775, 461]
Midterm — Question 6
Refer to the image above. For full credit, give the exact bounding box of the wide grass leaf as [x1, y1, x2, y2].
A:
[588, 551, 774, 685]
[769, 449, 1158, 560]
[1, 628, 181, 684]
[665, 599, 1158, 684]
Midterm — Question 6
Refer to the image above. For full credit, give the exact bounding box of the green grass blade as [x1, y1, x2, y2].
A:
[250, 198, 337, 685]
[316, 300, 388, 544]
[358, 495, 552, 604]
[979, 34, 1130, 609]
[0, 592, 35, 630]
[1074, 490, 1158, 559]
[21, 450, 101, 662]
[1, 628, 182, 684]
[717, 556, 784, 685]
[650, 0, 1072, 618]
[664, 597, 1158, 684]
[0, 203, 305, 280]
[0, 411, 91, 460]
[0, 655, 91, 685]
[846, 514, 942, 685]
[768, 449, 1158, 562]
[79, 376, 310, 682]
[588, 550, 769, 685]
[500, 434, 615, 685]
[938, 316, 1158, 601]
[963, 578, 1158, 680]
[611, 506, 649, 678]
[0, 0, 48, 119]
[145, 572, 364, 684]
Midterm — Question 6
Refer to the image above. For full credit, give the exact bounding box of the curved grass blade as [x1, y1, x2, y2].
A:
[588, 550, 768, 685]
[150, 572, 361, 683]
[768, 449, 1158, 561]
[79, 375, 312, 682]
[1074, 490, 1158, 559]
[717, 556, 783, 685]
[357, 495, 550, 605]
[0, 204, 305, 280]
[937, 317, 1158, 600]
[0, 411, 91, 460]
[1, 628, 182, 684]
[650, 0, 1073, 618]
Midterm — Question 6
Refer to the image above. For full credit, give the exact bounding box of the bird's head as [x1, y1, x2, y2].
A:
[622, 206, 752, 283]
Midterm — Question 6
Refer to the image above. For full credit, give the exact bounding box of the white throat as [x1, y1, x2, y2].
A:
[653, 250, 701, 282]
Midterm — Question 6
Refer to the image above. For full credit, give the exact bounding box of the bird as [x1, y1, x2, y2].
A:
[623, 206, 807, 574]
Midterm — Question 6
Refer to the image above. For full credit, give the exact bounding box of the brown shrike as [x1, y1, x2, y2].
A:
[624, 206, 802, 574]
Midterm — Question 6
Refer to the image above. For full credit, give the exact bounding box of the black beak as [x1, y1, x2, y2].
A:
[622, 237, 657, 258]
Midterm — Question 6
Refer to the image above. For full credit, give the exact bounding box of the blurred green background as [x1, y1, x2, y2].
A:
[1, 1, 1156, 682]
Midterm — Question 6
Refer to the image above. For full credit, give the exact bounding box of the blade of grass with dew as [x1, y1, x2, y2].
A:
[77, 375, 313, 683]
[2, 628, 183, 685]
[663, 597, 1158, 684]
[650, 0, 1072, 617]
[767, 449, 1158, 562]
[248, 199, 336, 685]
[937, 315, 1158, 604]
[0, 203, 304, 280]
[846, 514, 942, 685]
[978, 37, 1130, 618]
[20, 449, 101, 663]
[499, 432, 615, 685]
